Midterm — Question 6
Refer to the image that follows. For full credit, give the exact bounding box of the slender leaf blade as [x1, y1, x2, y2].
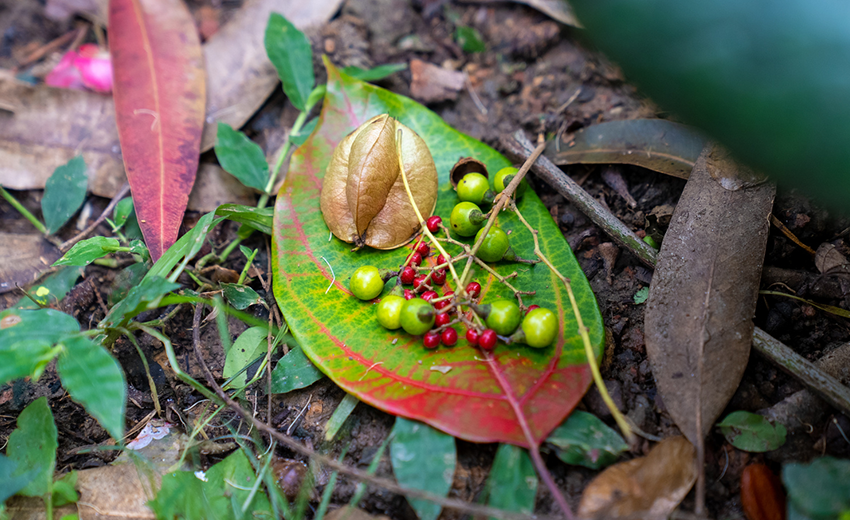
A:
[42, 155, 88, 234]
[342, 63, 408, 82]
[223, 326, 268, 387]
[215, 123, 270, 192]
[6, 397, 57, 497]
[264, 13, 314, 112]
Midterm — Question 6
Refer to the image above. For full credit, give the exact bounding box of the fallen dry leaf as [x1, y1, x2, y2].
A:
[644, 144, 775, 444]
[0, 233, 61, 295]
[578, 436, 697, 520]
[741, 463, 786, 520]
[325, 506, 392, 520]
[409, 59, 465, 103]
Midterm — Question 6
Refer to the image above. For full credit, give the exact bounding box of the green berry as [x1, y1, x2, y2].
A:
[457, 173, 493, 205]
[474, 226, 510, 262]
[350, 265, 384, 300]
[484, 300, 522, 336]
[400, 298, 436, 335]
[520, 308, 559, 348]
[376, 295, 406, 330]
[494, 166, 527, 198]
[450, 202, 486, 237]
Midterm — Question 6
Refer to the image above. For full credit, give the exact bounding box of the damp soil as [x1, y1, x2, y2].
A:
[1, 0, 850, 518]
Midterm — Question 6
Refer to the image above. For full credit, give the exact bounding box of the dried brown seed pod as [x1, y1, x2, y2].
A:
[320, 114, 438, 250]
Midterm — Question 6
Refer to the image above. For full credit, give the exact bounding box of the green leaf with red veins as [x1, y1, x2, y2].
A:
[272, 58, 603, 446]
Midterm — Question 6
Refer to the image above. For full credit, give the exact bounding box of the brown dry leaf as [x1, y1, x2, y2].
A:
[0, 233, 60, 295]
[320, 114, 438, 250]
[76, 464, 157, 520]
[644, 144, 775, 444]
[188, 163, 256, 212]
[815, 243, 849, 274]
[3, 497, 77, 519]
[325, 506, 392, 520]
[409, 59, 465, 103]
[578, 436, 697, 520]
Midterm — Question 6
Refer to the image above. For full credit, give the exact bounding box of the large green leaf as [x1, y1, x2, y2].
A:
[572, 0, 850, 209]
[6, 397, 57, 497]
[0, 308, 79, 385]
[264, 13, 314, 112]
[42, 155, 88, 234]
[783, 457, 850, 520]
[272, 60, 604, 445]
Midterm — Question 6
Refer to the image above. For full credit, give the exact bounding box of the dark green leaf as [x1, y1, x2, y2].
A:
[633, 287, 649, 305]
[215, 205, 273, 235]
[113, 197, 134, 229]
[143, 212, 223, 282]
[485, 444, 537, 518]
[572, 0, 850, 209]
[53, 236, 120, 267]
[108, 263, 149, 306]
[341, 63, 408, 82]
[0, 454, 38, 502]
[57, 336, 126, 440]
[265, 13, 314, 112]
[783, 457, 850, 519]
[124, 209, 143, 241]
[6, 397, 57, 496]
[13, 266, 85, 309]
[545, 119, 706, 179]
[546, 410, 628, 469]
[390, 418, 456, 520]
[101, 276, 181, 329]
[0, 308, 79, 385]
[52, 471, 79, 506]
[42, 155, 88, 234]
[271, 345, 324, 393]
[454, 26, 485, 53]
[215, 123, 270, 192]
[289, 118, 318, 148]
[717, 411, 786, 452]
[222, 283, 263, 310]
[223, 326, 268, 387]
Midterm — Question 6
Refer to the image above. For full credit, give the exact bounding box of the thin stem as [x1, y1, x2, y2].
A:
[257, 108, 310, 209]
[0, 185, 47, 235]
[123, 331, 162, 417]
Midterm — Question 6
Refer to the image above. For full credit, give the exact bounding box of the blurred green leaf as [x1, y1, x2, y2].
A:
[42, 156, 87, 234]
[215, 123, 270, 192]
[271, 345, 324, 393]
[717, 411, 786, 452]
[784, 457, 850, 520]
[289, 118, 318, 149]
[221, 283, 263, 311]
[325, 393, 359, 442]
[113, 197, 134, 230]
[223, 326, 268, 387]
[390, 418, 456, 520]
[215, 204, 273, 235]
[265, 13, 314, 112]
[485, 444, 537, 519]
[0, 308, 79, 385]
[14, 266, 85, 309]
[108, 263, 149, 306]
[342, 63, 408, 82]
[0, 454, 38, 502]
[57, 336, 126, 440]
[144, 212, 223, 282]
[54, 237, 120, 267]
[52, 471, 79, 506]
[6, 397, 57, 496]
[101, 276, 181, 329]
[546, 410, 628, 469]
[633, 287, 649, 305]
[455, 26, 485, 53]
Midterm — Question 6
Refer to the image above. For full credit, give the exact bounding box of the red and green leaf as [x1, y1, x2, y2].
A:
[109, 0, 206, 261]
[272, 59, 603, 446]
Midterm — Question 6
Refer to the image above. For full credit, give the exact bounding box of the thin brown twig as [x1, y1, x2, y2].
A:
[60, 182, 131, 252]
[189, 302, 552, 520]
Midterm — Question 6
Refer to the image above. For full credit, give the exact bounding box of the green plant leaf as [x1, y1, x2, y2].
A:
[454, 26, 485, 53]
[0, 454, 38, 503]
[265, 13, 314, 112]
[390, 418, 456, 520]
[215, 205, 273, 235]
[223, 326, 268, 387]
[203, 450, 272, 516]
[572, 0, 850, 209]
[143, 212, 224, 282]
[149, 471, 209, 520]
[13, 266, 85, 310]
[54, 237, 121, 267]
[57, 336, 126, 440]
[6, 397, 57, 497]
[0, 308, 79, 385]
[633, 287, 649, 305]
[546, 410, 628, 469]
[271, 345, 324, 393]
[290, 118, 319, 149]
[325, 393, 359, 442]
[221, 283, 263, 311]
[108, 263, 149, 306]
[215, 123, 270, 192]
[342, 63, 408, 82]
[113, 197, 134, 230]
[271, 59, 604, 445]
[52, 471, 79, 506]
[101, 276, 181, 329]
[485, 444, 538, 518]
[783, 457, 850, 520]
[42, 155, 88, 234]
[717, 411, 786, 452]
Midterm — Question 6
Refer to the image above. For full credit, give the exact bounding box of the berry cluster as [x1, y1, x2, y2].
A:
[347, 165, 558, 352]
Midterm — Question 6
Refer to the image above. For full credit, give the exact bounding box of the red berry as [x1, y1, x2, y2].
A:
[400, 266, 416, 285]
[426, 215, 442, 233]
[444, 290, 454, 298]
[436, 254, 447, 267]
[441, 327, 458, 346]
[434, 298, 450, 310]
[479, 329, 497, 350]
[413, 275, 428, 291]
[404, 289, 415, 300]
[416, 242, 430, 257]
[526, 304, 540, 314]
[431, 269, 447, 285]
[435, 312, 451, 326]
[423, 331, 440, 349]
[421, 290, 438, 302]
[466, 328, 479, 345]
[410, 252, 423, 266]
[466, 281, 482, 298]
